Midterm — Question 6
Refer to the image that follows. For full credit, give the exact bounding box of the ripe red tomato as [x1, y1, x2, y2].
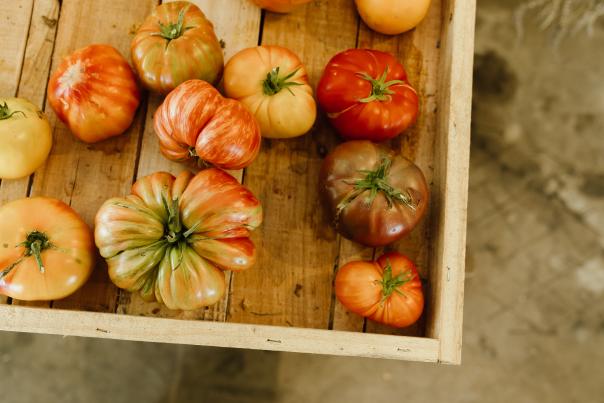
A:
[335, 251, 424, 328]
[48, 44, 140, 143]
[317, 49, 418, 141]
[154, 80, 261, 170]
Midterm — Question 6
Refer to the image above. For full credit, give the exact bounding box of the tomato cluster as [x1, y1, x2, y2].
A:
[1, 0, 432, 328]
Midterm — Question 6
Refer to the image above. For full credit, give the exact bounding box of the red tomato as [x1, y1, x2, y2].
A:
[154, 80, 261, 170]
[317, 49, 418, 141]
[48, 44, 140, 143]
[335, 252, 424, 328]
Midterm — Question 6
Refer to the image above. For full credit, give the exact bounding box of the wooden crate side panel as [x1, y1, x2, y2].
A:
[0, 305, 440, 362]
[27, 0, 157, 312]
[357, 0, 443, 338]
[427, 0, 475, 365]
[229, 1, 359, 329]
[120, 0, 262, 321]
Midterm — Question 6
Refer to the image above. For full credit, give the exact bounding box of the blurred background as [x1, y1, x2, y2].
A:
[1, 0, 603, 402]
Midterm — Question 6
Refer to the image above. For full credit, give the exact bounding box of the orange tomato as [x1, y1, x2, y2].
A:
[48, 44, 140, 143]
[224, 45, 316, 139]
[355, 0, 432, 35]
[251, 0, 312, 13]
[0, 197, 94, 301]
[131, 1, 224, 94]
[154, 80, 261, 170]
[335, 252, 424, 328]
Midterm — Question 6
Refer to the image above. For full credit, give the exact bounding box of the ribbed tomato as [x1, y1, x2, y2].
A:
[0, 197, 94, 301]
[154, 80, 261, 170]
[95, 169, 263, 310]
[224, 45, 316, 139]
[131, 1, 224, 94]
[47, 44, 140, 143]
[335, 252, 424, 328]
[251, 0, 313, 13]
[317, 49, 418, 141]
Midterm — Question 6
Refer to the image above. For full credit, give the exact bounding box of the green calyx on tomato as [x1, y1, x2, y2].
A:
[0, 102, 25, 120]
[154, 5, 192, 41]
[163, 197, 199, 244]
[1, 231, 52, 279]
[358, 66, 406, 103]
[378, 260, 413, 302]
[262, 67, 303, 96]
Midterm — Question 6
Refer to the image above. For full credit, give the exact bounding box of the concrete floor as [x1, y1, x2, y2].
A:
[2, 1, 604, 402]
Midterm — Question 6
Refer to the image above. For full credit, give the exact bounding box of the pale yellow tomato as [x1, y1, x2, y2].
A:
[223, 45, 316, 139]
[355, 0, 432, 35]
[0, 98, 52, 179]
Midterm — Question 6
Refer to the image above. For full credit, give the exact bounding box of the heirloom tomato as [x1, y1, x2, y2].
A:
[355, 0, 432, 35]
[0, 197, 94, 301]
[154, 80, 261, 170]
[320, 141, 428, 247]
[224, 45, 316, 139]
[317, 49, 418, 141]
[0, 98, 52, 179]
[251, 0, 313, 13]
[131, 1, 224, 93]
[335, 251, 424, 328]
[95, 169, 263, 310]
[48, 44, 140, 143]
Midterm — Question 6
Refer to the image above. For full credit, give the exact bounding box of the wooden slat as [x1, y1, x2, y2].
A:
[357, 0, 443, 338]
[228, 1, 359, 329]
[0, 0, 32, 95]
[25, 0, 157, 312]
[119, 0, 262, 320]
[0, 305, 440, 362]
[426, 0, 475, 365]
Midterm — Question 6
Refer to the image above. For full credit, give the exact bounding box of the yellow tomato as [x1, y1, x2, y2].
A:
[0, 98, 52, 179]
[0, 197, 94, 301]
[355, 0, 432, 35]
[251, 0, 312, 13]
[223, 45, 316, 139]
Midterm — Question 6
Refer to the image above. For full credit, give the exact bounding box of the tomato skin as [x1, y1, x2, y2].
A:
[131, 1, 224, 94]
[251, 0, 312, 13]
[0, 98, 52, 179]
[95, 169, 263, 310]
[355, 0, 432, 35]
[335, 252, 424, 328]
[317, 49, 418, 142]
[47, 44, 140, 143]
[0, 197, 94, 301]
[224, 45, 316, 139]
[320, 141, 429, 247]
[154, 80, 261, 170]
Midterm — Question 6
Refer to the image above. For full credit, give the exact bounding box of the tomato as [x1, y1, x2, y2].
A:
[131, 1, 224, 94]
[223, 45, 316, 139]
[48, 44, 140, 143]
[320, 141, 428, 247]
[251, 0, 313, 13]
[335, 252, 424, 328]
[0, 197, 94, 301]
[355, 0, 431, 35]
[154, 80, 261, 170]
[95, 169, 262, 310]
[317, 49, 418, 142]
[0, 98, 52, 179]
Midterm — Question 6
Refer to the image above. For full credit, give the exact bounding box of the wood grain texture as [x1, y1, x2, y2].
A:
[427, 0, 475, 364]
[0, 0, 32, 96]
[27, 0, 157, 312]
[228, 1, 359, 329]
[120, 0, 262, 320]
[0, 305, 440, 362]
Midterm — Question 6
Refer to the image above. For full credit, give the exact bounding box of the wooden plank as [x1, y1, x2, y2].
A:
[358, 0, 443, 338]
[427, 0, 476, 365]
[0, 0, 32, 96]
[0, 305, 440, 362]
[120, 0, 262, 320]
[228, 0, 359, 329]
[25, 0, 157, 312]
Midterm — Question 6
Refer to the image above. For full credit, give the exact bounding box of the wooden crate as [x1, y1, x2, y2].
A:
[0, 0, 475, 363]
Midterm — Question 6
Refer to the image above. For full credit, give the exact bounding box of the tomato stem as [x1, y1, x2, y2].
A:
[153, 5, 193, 42]
[357, 66, 410, 103]
[0, 102, 25, 120]
[19, 231, 52, 273]
[380, 259, 413, 301]
[262, 67, 303, 96]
